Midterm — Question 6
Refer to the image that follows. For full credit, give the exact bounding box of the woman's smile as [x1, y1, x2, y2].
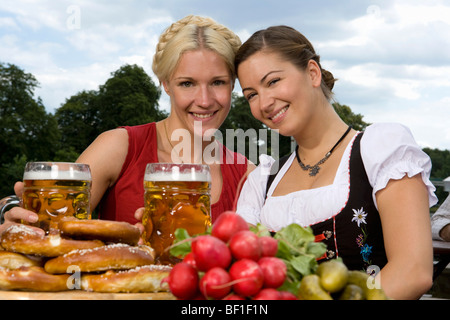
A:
[269, 106, 289, 123]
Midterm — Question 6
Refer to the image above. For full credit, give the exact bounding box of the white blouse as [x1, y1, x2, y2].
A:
[236, 123, 438, 231]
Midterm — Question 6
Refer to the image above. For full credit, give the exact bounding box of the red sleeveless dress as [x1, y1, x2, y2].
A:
[99, 123, 248, 224]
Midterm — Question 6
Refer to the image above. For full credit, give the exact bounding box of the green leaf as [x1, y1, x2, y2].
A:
[273, 223, 322, 287]
[307, 241, 327, 259]
[290, 254, 316, 276]
[169, 228, 192, 258]
[250, 223, 271, 237]
[275, 224, 315, 254]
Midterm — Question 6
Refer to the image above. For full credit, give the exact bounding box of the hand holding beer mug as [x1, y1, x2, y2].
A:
[142, 163, 211, 264]
[0, 162, 92, 234]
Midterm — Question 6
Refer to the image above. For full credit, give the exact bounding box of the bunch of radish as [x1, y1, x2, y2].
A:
[163, 211, 297, 300]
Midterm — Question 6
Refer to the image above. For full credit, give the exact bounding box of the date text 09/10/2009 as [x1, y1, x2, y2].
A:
[181, 304, 269, 317]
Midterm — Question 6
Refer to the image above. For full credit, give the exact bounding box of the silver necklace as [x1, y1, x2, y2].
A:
[295, 126, 351, 177]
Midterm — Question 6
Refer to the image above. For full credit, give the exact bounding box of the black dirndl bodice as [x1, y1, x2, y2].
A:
[311, 132, 387, 271]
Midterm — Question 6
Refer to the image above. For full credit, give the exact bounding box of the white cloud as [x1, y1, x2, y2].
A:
[1, 0, 450, 150]
[391, 3, 450, 27]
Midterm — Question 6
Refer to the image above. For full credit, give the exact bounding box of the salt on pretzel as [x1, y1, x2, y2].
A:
[0, 251, 44, 270]
[81, 265, 172, 293]
[0, 266, 70, 291]
[0, 224, 104, 257]
[59, 219, 141, 245]
[45, 243, 155, 274]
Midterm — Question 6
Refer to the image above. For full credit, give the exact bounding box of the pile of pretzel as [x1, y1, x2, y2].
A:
[0, 219, 171, 293]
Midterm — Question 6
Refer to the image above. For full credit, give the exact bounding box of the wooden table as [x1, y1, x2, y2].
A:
[0, 290, 175, 300]
[433, 240, 450, 280]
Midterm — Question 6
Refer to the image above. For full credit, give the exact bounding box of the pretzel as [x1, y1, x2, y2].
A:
[81, 265, 171, 293]
[0, 251, 44, 270]
[0, 266, 70, 291]
[59, 219, 141, 245]
[45, 243, 155, 274]
[0, 224, 104, 257]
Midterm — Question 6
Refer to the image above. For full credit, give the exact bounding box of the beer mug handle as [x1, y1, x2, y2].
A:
[0, 195, 20, 225]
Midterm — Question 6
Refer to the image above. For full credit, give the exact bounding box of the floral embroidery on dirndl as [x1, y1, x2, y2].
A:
[352, 207, 373, 267]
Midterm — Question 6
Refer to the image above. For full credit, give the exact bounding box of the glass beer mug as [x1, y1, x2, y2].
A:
[142, 163, 211, 264]
[0, 162, 92, 234]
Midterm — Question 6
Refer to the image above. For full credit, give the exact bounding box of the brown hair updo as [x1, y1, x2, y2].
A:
[235, 26, 336, 101]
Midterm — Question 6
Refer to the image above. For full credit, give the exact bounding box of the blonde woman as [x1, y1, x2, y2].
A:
[2, 15, 254, 235]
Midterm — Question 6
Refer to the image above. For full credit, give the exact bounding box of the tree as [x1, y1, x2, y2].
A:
[423, 147, 450, 207]
[56, 64, 167, 156]
[55, 90, 99, 154]
[0, 63, 59, 196]
[96, 64, 166, 133]
[333, 102, 370, 131]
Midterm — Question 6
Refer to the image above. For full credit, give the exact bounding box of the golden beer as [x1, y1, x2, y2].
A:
[142, 163, 211, 264]
[22, 162, 92, 234]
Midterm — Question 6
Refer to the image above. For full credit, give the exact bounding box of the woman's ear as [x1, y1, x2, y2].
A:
[162, 81, 170, 95]
[307, 60, 322, 88]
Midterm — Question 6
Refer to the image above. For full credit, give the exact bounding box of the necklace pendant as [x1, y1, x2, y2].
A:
[309, 166, 320, 176]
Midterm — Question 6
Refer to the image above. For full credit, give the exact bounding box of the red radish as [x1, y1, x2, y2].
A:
[229, 259, 264, 297]
[199, 267, 231, 299]
[279, 291, 298, 300]
[165, 262, 199, 299]
[211, 211, 249, 242]
[182, 252, 197, 269]
[258, 257, 287, 288]
[223, 294, 246, 300]
[229, 230, 261, 261]
[258, 236, 278, 257]
[252, 288, 281, 300]
[191, 235, 232, 271]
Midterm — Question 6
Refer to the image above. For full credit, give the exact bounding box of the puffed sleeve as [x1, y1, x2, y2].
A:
[361, 123, 438, 209]
[236, 154, 275, 225]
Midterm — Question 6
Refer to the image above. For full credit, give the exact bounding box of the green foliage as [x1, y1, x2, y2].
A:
[423, 147, 450, 207]
[0, 63, 60, 196]
[95, 64, 166, 133]
[55, 64, 167, 155]
[55, 90, 99, 154]
[333, 102, 370, 131]
[0, 63, 165, 198]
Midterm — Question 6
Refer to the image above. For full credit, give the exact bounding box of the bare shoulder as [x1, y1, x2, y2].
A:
[247, 161, 257, 174]
[80, 128, 128, 156]
[77, 128, 129, 187]
[94, 128, 129, 145]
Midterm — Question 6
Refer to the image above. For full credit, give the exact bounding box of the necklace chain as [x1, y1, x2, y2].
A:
[164, 120, 184, 163]
[295, 126, 352, 177]
[164, 120, 175, 149]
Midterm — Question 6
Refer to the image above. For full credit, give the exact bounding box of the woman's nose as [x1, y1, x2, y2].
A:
[259, 90, 275, 114]
[195, 85, 214, 108]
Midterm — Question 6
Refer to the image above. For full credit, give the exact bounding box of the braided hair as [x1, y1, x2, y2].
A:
[152, 15, 241, 83]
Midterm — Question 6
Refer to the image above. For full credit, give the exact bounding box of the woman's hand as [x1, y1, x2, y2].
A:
[134, 207, 146, 245]
[440, 224, 450, 242]
[0, 182, 44, 237]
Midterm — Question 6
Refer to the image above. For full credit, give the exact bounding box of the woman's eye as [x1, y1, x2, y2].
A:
[246, 92, 257, 101]
[268, 78, 280, 86]
[179, 81, 193, 87]
[212, 80, 226, 86]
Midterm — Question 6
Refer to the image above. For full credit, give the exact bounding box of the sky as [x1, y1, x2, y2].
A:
[1, 0, 449, 150]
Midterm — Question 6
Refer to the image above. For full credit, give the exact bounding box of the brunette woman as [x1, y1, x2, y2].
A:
[235, 26, 437, 300]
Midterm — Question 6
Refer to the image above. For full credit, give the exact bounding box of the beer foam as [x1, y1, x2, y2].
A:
[23, 170, 91, 181]
[144, 170, 210, 182]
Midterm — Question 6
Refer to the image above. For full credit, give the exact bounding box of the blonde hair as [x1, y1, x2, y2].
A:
[152, 15, 241, 83]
